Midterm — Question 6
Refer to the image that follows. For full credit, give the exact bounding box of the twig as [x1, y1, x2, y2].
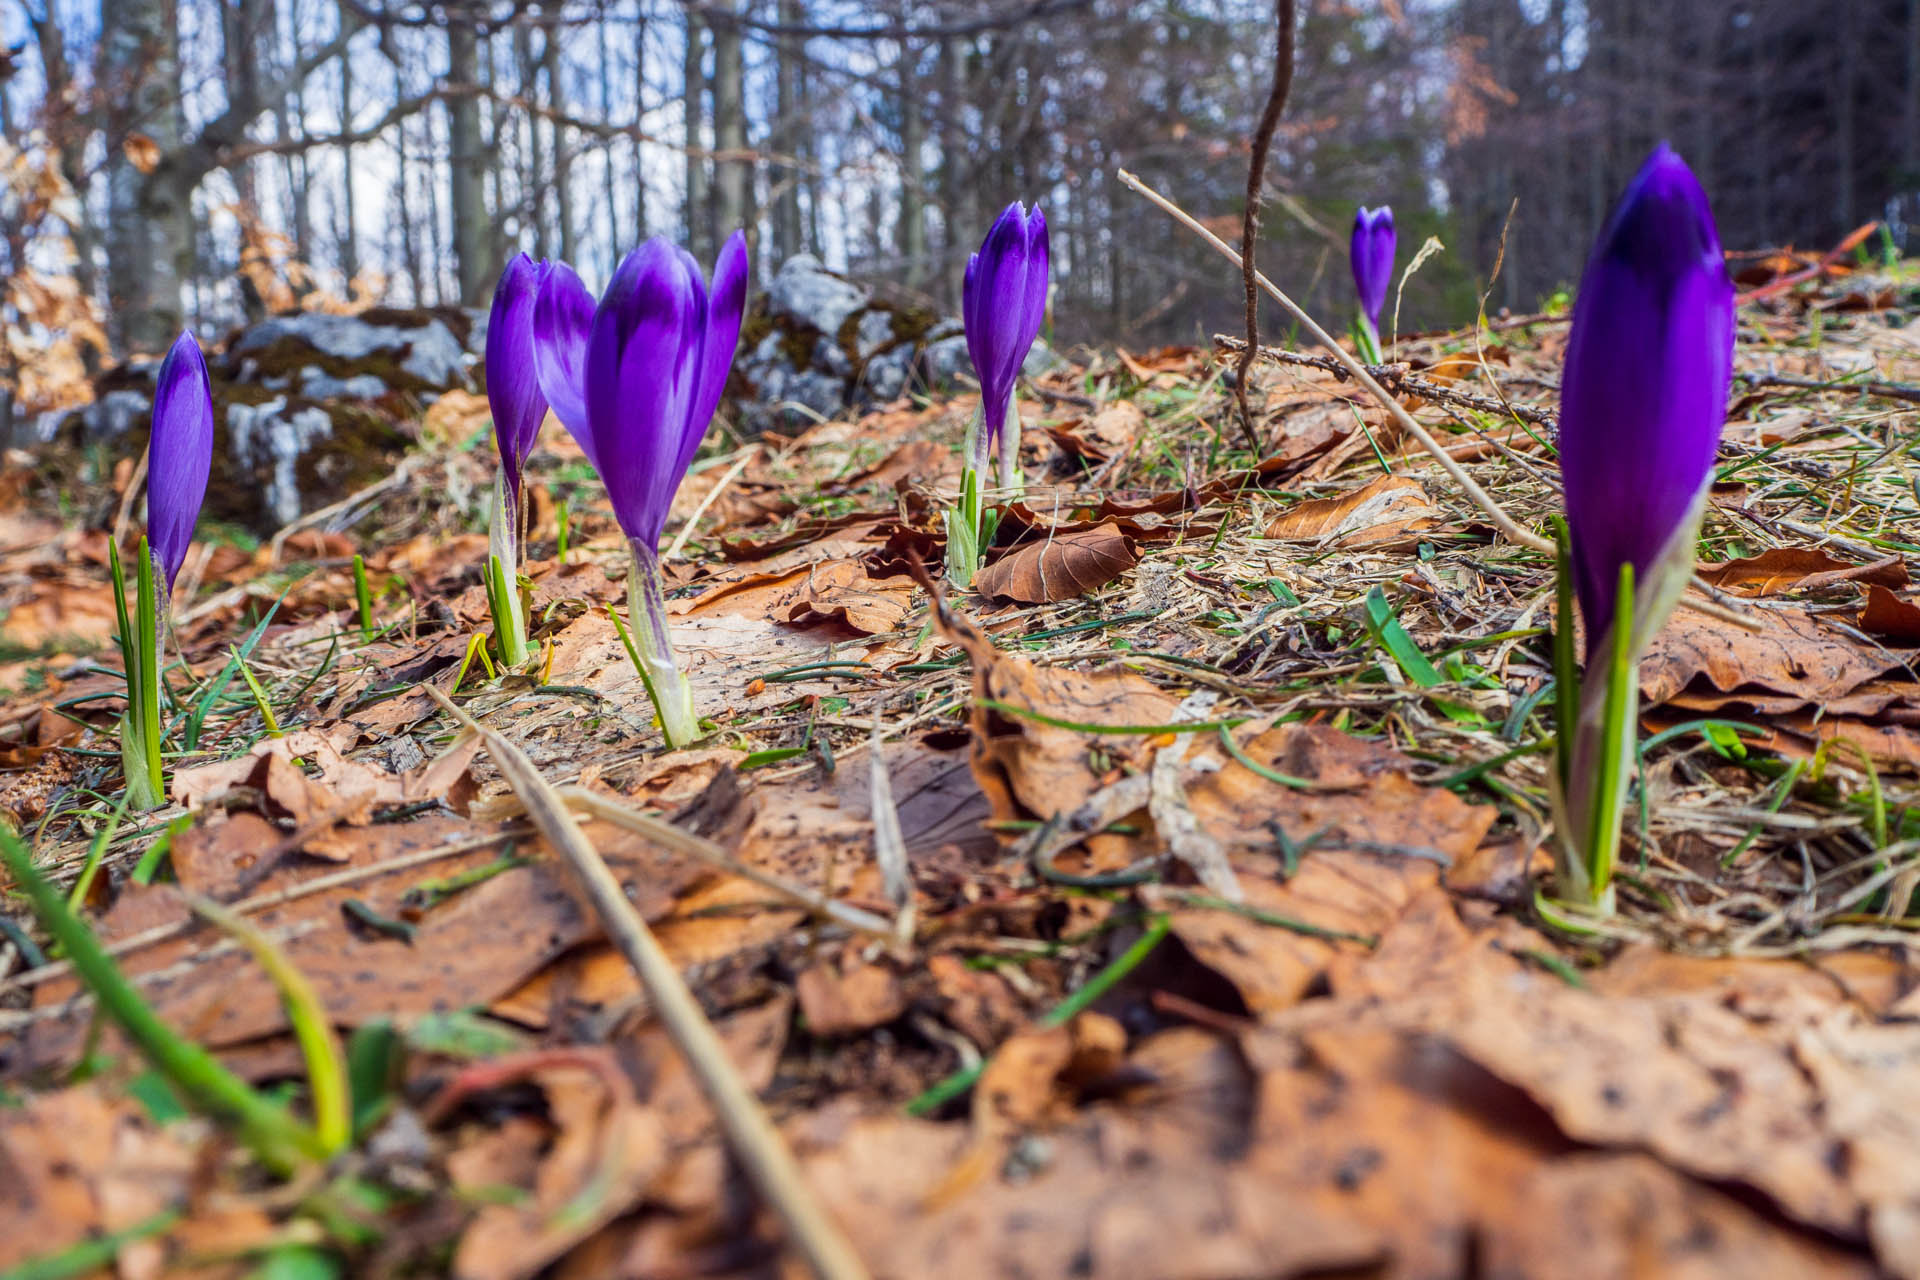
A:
[550, 784, 896, 938]
[1738, 371, 1920, 407]
[1214, 334, 1558, 429]
[425, 686, 869, 1280]
[267, 455, 422, 564]
[868, 712, 914, 933]
[1233, 0, 1297, 454]
[666, 444, 759, 562]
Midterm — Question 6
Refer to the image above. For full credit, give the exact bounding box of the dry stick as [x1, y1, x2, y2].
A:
[551, 784, 896, 938]
[424, 687, 869, 1280]
[1119, 169, 1762, 631]
[1232, 0, 1297, 455]
[666, 443, 760, 561]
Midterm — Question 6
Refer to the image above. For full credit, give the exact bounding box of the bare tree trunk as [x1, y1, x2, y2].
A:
[683, 11, 711, 257]
[336, 3, 359, 287]
[772, 0, 805, 260]
[939, 31, 973, 301]
[447, 21, 489, 304]
[898, 40, 927, 289]
[1908, 0, 1920, 180]
[596, 6, 621, 255]
[516, 15, 544, 257]
[1837, 0, 1859, 229]
[546, 6, 575, 265]
[101, 0, 190, 352]
[398, 112, 422, 305]
[711, 4, 749, 243]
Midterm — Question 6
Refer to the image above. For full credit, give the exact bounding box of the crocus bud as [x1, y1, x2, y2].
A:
[486, 252, 554, 518]
[534, 232, 748, 551]
[147, 331, 214, 593]
[1349, 206, 1396, 334]
[963, 201, 1049, 453]
[1558, 144, 1732, 656]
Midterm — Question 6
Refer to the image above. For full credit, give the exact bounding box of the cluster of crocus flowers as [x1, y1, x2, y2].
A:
[1549, 144, 1733, 914]
[115, 331, 214, 809]
[531, 232, 749, 747]
[945, 201, 1049, 589]
[483, 253, 555, 667]
[1349, 205, 1396, 365]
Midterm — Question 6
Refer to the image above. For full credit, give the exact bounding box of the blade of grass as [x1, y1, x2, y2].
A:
[189, 895, 351, 1156]
[0, 826, 323, 1173]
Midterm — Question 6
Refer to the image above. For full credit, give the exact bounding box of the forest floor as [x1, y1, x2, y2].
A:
[1, 248, 1919, 1279]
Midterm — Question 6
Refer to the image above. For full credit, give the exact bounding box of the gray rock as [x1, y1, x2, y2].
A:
[855, 309, 897, 359]
[862, 346, 913, 403]
[814, 335, 854, 380]
[231, 312, 469, 389]
[924, 334, 971, 388]
[765, 255, 867, 339]
[297, 367, 390, 400]
[43, 389, 152, 444]
[226, 397, 336, 526]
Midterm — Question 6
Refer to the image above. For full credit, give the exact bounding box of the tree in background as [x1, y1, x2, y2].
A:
[0, 0, 1911, 368]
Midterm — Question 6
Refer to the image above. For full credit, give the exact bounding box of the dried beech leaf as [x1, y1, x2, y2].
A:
[975, 520, 1138, 603]
[1265, 473, 1439, 549]
[1698, 548, 1907, 596]
[1861, 585, 1920, 643]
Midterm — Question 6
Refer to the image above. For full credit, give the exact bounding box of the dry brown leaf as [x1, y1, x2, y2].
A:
[0, 1087, 197, 1270]
[796, 960, 908, 1037]
[1641, 607, 1917, 706]
[122, 133, 161, 173]
[975, 520, 1139, 603]
[1047, 402, 1145, 462]
[447, 1055, 668, 1280]
[1265, 473, 1440, 549]
[1698, 548, 1908, 596]
[1862, 585, 1920, 644]
[18, 814, 713, 1073]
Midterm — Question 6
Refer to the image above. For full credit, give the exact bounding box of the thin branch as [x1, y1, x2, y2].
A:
[1234, 0, 1296, 455]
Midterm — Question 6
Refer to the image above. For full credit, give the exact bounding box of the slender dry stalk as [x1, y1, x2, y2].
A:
[425, 686, 871, 1280]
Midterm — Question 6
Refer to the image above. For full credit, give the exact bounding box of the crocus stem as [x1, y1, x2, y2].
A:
[111, 539, 164, 811]
[1558, 560, 1637, 913]
[626, 539, 699, 747]
[487, 472, 529, 667]
[1353, 313, 1385, 367]
[946, 405, 989, 588]
[995, 387, 1024, 499]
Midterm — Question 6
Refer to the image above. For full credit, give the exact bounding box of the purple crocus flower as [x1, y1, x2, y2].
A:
[1350, 206, 1396, 333]
[533, 232, 748, 549]
[963, 202, 1049, 454]
[486, 252, 553, 520]
[1558, 144, 1732, 656]
[147, 331, 214, 593]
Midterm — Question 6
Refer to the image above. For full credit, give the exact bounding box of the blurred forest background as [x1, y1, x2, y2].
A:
[0, 0, 1915, 422]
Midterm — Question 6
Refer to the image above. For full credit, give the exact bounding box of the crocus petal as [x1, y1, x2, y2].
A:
[682, 230, 750, 479]
[486, 253, 550, 505]
[1350, 206, 1396, 330]
[147, 331, 214, 591]
[584, 239, 705, 546]
[533, 259, 597, 461]
[1558, 144, 1732, 655]
[963, 202, 1049, 444]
